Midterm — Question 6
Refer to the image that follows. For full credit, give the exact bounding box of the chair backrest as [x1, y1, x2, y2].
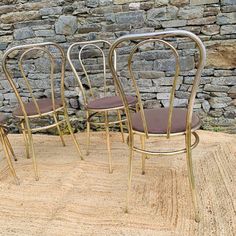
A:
[108, 30, 206, 138]
[67, 40, 117, 107]
[2, 42, 66, 118]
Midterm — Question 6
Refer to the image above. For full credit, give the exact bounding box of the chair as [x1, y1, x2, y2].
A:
[67, 40, 137, 173]
[108, 30, 206, 222]
[0, 113, 19, 184]
[2, 42, 83, 181]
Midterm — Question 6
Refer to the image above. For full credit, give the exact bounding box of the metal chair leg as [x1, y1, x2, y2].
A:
[185, 131, 200, 222]
[86, 111, 90, 156]
[104, 111, 112, 173]
[20, 120, 30, 159]
[140, 135, 146, 175]
[125, 145, 134, 213]
[117, 110, 125, 143]
[53, 113, 66, 147]
[64, 109, 84, 160]
[25, 120, 39, 181]
[4, 133, 17, 161]
[0, 128, 19, 185]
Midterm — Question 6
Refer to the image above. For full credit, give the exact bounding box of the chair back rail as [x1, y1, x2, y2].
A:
[67, 40, 117, 107]
[108, 30, 206, 139]
[2, 42, 66, 119]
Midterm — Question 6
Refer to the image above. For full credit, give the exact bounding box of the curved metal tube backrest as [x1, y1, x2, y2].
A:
[108, 30, 206, 139]
[2, 42, 66, 119]
[67, 40, 117, 106]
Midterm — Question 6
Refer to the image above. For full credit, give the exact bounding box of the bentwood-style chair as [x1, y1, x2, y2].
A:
[0, 113, 19, 184]
[67, 40, 137, 173]
[2, 42, 83, 181]
[108, 30, 206, 222]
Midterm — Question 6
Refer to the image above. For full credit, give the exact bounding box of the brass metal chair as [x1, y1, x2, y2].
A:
[108, 30, 206, 222]
[67, 40, 137, 173]
[2, 42, 83, 181]
[0, 113, 19, 184]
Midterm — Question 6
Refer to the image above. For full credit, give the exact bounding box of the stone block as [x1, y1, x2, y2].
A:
[204, 84, 229, 92]
[156, 93, 170, 99]
[147, 6, 177, 22]
[221, 0, 235, 5]
[55, 15, 78, 35]
[170, 0, 189, 6]
[115, 11, 145, 24]
[202, 100, 210, 113]
[139, 71, 165, 79]
[35, 30, 55, 37]
[99, 0, 113, 6]
[206, 40, 236, 69]
[228, 86, 236, 99]
[220, 25, 236, 35]
[190, 0, 219, 5]
[209, 97, 232, 108]
[178, 6, 204, 20]
[78, 24, 101, 33]
[39, 7, 62, 16]
[204, 6, 220, 17]
[0, 11, 40, 24]
[86, 0, 99, 7]
[212, 77, 236, 86]
[161, 98, 188, 107]
[201, 25, 220, 35]
[188, 16, 216, 25]
[162, 19, 187, 28]
[217, 13, 236, 25]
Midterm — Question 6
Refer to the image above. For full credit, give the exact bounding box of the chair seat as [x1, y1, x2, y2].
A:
[132, 108, 201, 134]
[13, 98, 63, 117]
[86, 95, 137, 110]
[0, 113, 7, 124]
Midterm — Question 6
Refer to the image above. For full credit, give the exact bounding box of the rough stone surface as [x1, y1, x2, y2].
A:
[55, 15, 78, 35]
[0, 0, 234, 133]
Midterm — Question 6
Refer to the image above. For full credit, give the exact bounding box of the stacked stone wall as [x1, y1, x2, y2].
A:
[0, 0, 235, 133]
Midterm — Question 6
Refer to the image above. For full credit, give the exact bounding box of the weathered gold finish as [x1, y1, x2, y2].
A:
[67, 40, 137, 172]
[2, 42, 83, 180]
[0, 126, 19, 184]
[108, 30, 206, 222]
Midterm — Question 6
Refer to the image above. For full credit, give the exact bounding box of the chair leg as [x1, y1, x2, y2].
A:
[125, 146, 134, 213]
[25, 121, 39, 181]
[185, 132, 200, 222]
[117, 110, 125, 143]
[140, 135, 146, 175]
[53, 113, 66, 147]
[4, 133, 17, 161]
[20, 120, 30, 159]
[104, 111, 112, 173]
[86, 111, 90, 156]
[64, 109, 84, 160]
[0, 128, 19, 185]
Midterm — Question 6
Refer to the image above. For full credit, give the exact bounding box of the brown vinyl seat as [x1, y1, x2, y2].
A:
[132, 108, 201, 134]
[87, 95, 137, 110]
[13, 98, 63, 117]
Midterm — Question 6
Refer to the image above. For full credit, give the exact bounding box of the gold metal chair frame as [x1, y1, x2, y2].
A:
[2, 42, 83, 181]
[108, 30, 206, 222]
[0, 125, 19, 184]
[67, 40, 137, 173]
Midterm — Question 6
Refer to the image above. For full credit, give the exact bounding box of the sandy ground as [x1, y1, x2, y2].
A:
[0, 130, 235, 236]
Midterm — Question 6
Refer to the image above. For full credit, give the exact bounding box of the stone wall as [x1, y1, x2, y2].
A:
[0, 0, 235, 133]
